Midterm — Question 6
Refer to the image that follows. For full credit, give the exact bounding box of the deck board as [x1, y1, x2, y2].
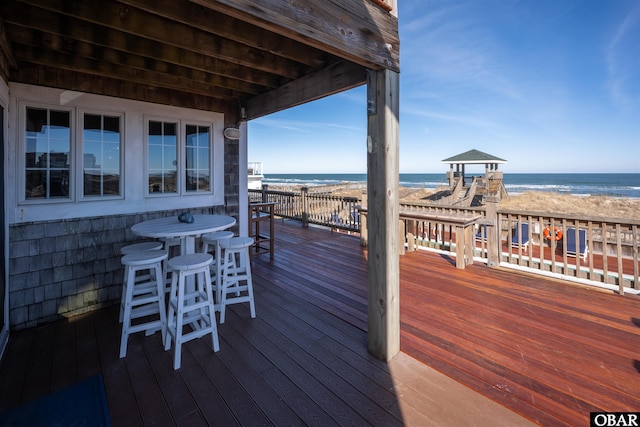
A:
[2, 219, 638, 426]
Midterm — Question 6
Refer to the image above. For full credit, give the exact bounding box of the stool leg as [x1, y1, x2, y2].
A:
[215, 242, 223, 304]
[120, 266, 136, 358]
[242, 249, 256, 319]
[165, 271, 178, 351]
[203, 265, 220, 352]
[173, 270, 186, 370]
[154, 263, 168, 342]
[219, 250, 234, 324]
[119, 266, 128, 323]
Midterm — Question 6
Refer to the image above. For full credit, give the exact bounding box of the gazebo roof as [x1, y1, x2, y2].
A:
[442, 149, 507, 164]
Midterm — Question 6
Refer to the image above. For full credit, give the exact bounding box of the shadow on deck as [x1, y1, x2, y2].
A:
[1, 220, 639, 426]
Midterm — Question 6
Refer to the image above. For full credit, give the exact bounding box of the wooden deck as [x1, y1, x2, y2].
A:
[2, 220, 639, 426]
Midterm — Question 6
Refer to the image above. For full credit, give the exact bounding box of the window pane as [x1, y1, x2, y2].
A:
[102, 170, 120, 195]
[186, 125, 197, 148]
[84, 141, 101, 167]
[147, 120, 178, 194]
[25, 108, 71, 200]
[184, 124, 211, 193]
[148, 145, 163, 169]
[104, 116, 120, 134]
[84, 170, 101, 196]
[186, 170, 196, 192]
[82, 113, 121, 197]
[84, 114, 101, 131]
[103, 142, 120, 170]
[163, 171, 177, 193]
[49, 170, 70, 198]
[164, 123, 176, 140]
[25, 170, 46, 198]
[197, 147, 209, 169]
[26, 108, 47, 133]
[149, 121, 162, 136]
[50, 110, 70, 129]
[163, 146, 176, 170]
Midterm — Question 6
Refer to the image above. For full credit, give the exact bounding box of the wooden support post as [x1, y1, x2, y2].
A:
[366, 68, 400, 361]
[485, 196, 499, 267]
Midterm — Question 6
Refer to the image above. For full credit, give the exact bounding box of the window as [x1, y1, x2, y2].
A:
[148, 120, 178, 194]
[146, 119, 213, 196]
[25, 107, 71, 199]
[185, 124, 210, 192]
[83, 113, 121, 197]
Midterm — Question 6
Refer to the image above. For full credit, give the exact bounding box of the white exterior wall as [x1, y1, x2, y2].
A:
[7, 83, 226, 224]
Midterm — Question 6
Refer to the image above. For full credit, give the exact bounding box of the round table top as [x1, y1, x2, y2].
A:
[131, 214, 236, 239]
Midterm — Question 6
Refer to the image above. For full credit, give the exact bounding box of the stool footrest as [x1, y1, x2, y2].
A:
[130, 304, 162, 319]
[128, 319, 163, 335]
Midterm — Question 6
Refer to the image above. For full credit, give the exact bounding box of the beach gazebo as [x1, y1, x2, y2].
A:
[441, 149, 508, 206]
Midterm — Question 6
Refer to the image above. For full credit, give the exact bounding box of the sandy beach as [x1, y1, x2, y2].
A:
[265, 183, 640, 221]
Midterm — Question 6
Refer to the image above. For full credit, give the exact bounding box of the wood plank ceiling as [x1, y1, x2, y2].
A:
[0, 0, 399, 120]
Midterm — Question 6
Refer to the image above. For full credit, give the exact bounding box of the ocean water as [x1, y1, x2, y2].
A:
[263, 173, 640, 199]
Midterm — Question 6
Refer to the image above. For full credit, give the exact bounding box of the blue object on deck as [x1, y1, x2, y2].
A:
[0, 374, 112, 427]
[566, 227, 588, 261]
[511, 222, 529, 251]
[476, 224, 488, 240]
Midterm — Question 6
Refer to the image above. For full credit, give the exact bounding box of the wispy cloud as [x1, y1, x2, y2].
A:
[605, 3, 640, 109]
[402, 3, 525, 102]
[253, 118, 362, 134]
[403, 106, 500, 130]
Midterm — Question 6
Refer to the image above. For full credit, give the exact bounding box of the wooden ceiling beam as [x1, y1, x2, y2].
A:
[7, 20, 287, 88]
[116, 0, 330, 68]
[16, 0, 310, 78]
[9, 26, 271, 95]
[0, 18, 16, 68]
[15, 44, 246, 100]
[12, 64, 233, 112]
[245, 60, 366, 120]
[190, 0, 400, 72]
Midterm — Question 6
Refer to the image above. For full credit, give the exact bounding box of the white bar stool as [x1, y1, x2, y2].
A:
[119, 249, 168, 358]
[164, 253, 220, 370]
[118, 241, 164, 323]
[218, 237, 256, 324]
[201, 230, 234, 302]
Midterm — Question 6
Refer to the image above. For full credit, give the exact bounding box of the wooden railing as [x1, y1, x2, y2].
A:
[249, 187, 361, 232]
[252, 188, 639, 293]
[391, 202, 640, 293]
[497, 210, 640, 294]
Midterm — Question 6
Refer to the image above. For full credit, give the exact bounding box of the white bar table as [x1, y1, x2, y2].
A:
[131, 214, 236, 255]
[131, 214, 236, 324]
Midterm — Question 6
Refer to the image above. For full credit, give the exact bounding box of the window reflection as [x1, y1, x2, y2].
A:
[25, 107, 70, 199]
[185, 125, 210, 192]
[148, 121, 178, 193]
[83, 113, 121, 197]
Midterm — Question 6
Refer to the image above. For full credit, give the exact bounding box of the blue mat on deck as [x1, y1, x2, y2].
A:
[0, 374, 112, 427]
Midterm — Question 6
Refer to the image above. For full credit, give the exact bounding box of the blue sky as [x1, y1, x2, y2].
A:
[248, 0, 640, 174]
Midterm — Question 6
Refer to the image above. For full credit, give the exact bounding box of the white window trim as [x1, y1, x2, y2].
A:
[144, 116, 218, 198]
[18, 101, 75, 206]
